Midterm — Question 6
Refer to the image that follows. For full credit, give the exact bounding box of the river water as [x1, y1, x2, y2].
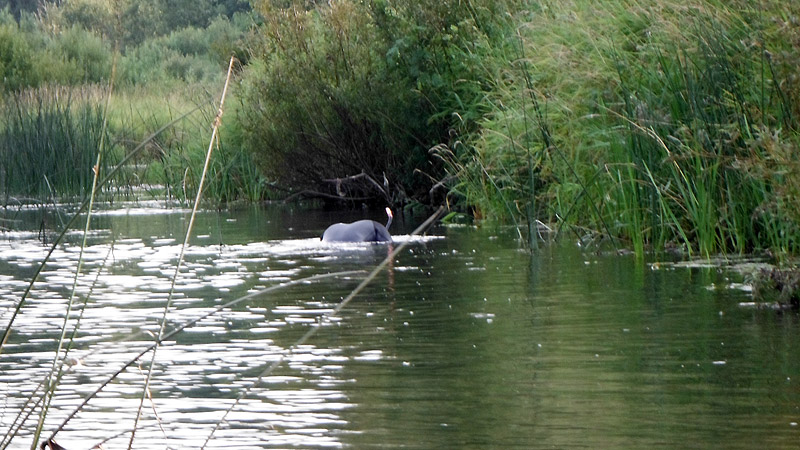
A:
[0, 203, 798, 449]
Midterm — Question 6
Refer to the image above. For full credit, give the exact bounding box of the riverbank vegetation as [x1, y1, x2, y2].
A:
[1, 0, 800, 256]
[239, 0, 800, 256]
[0, 0, 264, 204]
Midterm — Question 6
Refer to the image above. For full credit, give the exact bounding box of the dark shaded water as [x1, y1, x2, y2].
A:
[1, 203, 798, 449]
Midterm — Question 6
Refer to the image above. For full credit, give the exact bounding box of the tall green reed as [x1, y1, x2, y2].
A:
[439, 0, 800, 256]
[107, 85, 271, 204]
[155, 102, 272, 204]
[0, 86, 118, 203]
[610, 10, 800, 255]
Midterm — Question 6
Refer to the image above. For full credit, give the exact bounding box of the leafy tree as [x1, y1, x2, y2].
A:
[0, 23, 38, 91]
[51, 25, 111, 82]
[241, 1, 425, 203]
[161, 0, 213, 30]
[212, 0, 250, 17]
[119, 0, 167, 47]
[57, 0, 116, 39]
[0, 0, 46, 21]
[240, 0, 518, 204]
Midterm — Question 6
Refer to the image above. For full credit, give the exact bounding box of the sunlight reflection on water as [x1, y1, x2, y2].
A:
[0, 206, 444, 449]
[2, 205, 799, 449]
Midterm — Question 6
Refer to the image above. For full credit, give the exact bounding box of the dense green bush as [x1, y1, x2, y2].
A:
[50, 26, 112, 83]
[54, 0, 116, 40]
[0, 6, 15, 26]
[0, 13, 113, 91]
[240, 1, 409, 203]
[0, 21, 39, 92]
[118, 15, 248, 86]
[119, 40, 221, 85]
[239, 0, 520, 204]
[44, 0, 252, 49]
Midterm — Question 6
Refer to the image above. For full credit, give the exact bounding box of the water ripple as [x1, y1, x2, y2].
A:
[0, 218, 446, 449]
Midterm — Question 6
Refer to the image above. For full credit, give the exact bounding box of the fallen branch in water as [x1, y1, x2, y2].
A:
[283, 188, 374, 203]
[323, 171, 389, 199]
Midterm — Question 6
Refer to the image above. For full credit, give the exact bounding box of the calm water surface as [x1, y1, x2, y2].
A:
[0, 203, 798, 449]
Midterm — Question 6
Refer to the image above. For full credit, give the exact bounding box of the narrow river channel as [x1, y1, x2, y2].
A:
[1, 203, 798, 449]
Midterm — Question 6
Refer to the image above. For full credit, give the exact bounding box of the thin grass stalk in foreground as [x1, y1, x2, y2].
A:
[515, 30, 538, 250]
[128, 56, 236, 449]
[0, 109, 197, 441]
[0, 242, 116, 450]
[510, 29, 616, 247]
[478, 157, 523, 240]
[44, 270, 365, 445]
[201, 205, 447, 448]
[31, 58, 118, 450]
[0, 105, 201, 355]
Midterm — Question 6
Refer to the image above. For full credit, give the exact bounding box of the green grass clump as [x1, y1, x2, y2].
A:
[0, 86, 118, 203]
[100, 85, 271, 204]
[0, 83, 270, 205]
[442, 0, 800, 255]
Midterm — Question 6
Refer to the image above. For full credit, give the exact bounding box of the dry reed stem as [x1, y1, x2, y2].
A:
[44, 270, 366, 446]
[31, 54, 118, 450]
[128, 56, 236, 450]
[201, 205, 446, 447]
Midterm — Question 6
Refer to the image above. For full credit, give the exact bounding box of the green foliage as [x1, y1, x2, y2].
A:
[0, 0, 44, 22]
[240, 0, 520, 204]
[0, 86, 118, 200]
[0, 6, 15, 25]
[39, 0, 252, 49]
[154, 132, 272, 204]
[118, 15, 248, 85]
[602, 5, 800, 255]
[441, 0, 800, 255]
[0, 22, 38, 91]
[0, 16, 114, 91]
[102, 86, 270, 203]
[55, 0, 116, 39]
[241, 1, 416, 203]
[49, 26, 112, 83]
[4, 0, 800, 256]
[119, 39, 220, 85]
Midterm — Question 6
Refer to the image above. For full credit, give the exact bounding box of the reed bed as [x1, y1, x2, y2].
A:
[0, 84, 269, 207]
[0, 86, 117, 203]
[440, 0, 800, 255]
